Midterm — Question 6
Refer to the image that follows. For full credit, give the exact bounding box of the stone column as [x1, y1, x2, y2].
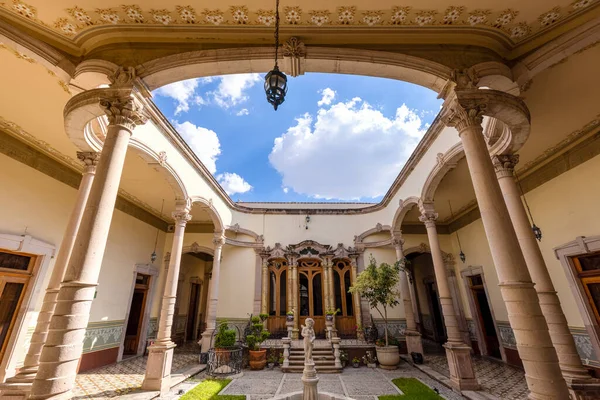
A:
[349, 256, 365, 340]
[290, 259, 299, 339]
[445, 97, 569, 399]
[200, 233, 226, 350]
[323, 257, 331, 311]
[493, 154, 594, 388]
[261, 257, 269, 315]
[0, 153, 99, 398]
[419, 204, 479, 391]
[30, 86, 147, 399]
[392, 238, 423, 356]
[142, 207, 191, 394]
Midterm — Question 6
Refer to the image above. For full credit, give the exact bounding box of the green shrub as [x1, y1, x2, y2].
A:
[214, 322, 236, 349]
[245, 315, 270, 351]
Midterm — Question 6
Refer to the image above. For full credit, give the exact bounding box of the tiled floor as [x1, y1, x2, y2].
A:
[72, 345, 199, 399]
[425, 355, 528, 400]
[219, 364, 466, 400]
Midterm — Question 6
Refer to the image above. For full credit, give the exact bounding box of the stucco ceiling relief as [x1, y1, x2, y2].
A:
[2, 1, 598, 44]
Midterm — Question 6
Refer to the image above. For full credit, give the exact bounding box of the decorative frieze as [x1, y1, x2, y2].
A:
[82, 321, 124, 353]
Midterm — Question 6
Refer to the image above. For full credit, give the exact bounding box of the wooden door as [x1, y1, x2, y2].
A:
[187, 283, 200, 341]
[124, 274, 149, 355]
[331, 261, 356, 338]
[298, 260, 325, 338]
[573, 253, 600, 329]
[267, 260, 288, 337]
[0, 250, 34, 363]
[469, 275, 500, 358]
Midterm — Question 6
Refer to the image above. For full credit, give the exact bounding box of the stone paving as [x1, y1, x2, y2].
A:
[72, 345, 200, 399]
[218, 363, 465, 400]
[425, 355, 528, 400]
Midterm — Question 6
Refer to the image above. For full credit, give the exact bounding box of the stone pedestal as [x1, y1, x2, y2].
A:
[200, 235, 225, 351]
[282, 338, 291, 368]
[405, 331, 424, 356]
[142, 343, 176, 395]
[286, 319, 294, 339]
[331, 337, 342, 369]
[302, 361, 319, 400]
[444, 342, 480, 391]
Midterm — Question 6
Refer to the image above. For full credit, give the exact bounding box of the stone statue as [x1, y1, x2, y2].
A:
[301, 318, 316, 363]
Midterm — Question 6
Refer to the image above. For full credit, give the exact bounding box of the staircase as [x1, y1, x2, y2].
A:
[283, 347, 341, 373]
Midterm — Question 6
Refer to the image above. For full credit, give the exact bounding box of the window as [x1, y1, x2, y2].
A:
[573, 252, 600, 326]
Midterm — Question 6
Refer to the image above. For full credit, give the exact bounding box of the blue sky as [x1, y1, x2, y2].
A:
[152, 73, 442, 203]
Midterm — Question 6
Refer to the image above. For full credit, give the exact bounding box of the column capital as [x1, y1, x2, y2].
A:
[492, 154, 520, 178]
[391, 237, 405, 250]
[418, 202, 438, 229]
[213, 233, 226, 247]
[171, 210, 191, 226]
[76, 151, 101, 173]
[443, 99, 486, 134]
[99, 92, 148, 132]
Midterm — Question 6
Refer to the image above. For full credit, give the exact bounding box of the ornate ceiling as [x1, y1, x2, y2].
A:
[1, 0, 598, 57]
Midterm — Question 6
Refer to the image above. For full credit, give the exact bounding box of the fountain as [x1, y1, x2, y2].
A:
[271, 318, 354, 400]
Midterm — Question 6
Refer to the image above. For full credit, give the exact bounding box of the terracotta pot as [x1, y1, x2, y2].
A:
[249, 349, 267, 370]
[376, 346, 400, 370]
[214, 347, 231, 364]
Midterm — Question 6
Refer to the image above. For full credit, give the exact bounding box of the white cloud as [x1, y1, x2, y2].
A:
[217, 172, 253, 195]
[236, 108, 250, 116]
[269, 98, 427, 200]
[317, 88, 336, 106]
[173, 121, 221, 174]
[154, 79, 207, 115]
[211, 74, 262, 108]
[283, 187, 289, 194]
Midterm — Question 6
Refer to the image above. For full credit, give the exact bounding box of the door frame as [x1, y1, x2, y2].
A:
[0, 233, 55, 382]
[461, 266, 506, 362]
[423, 276, 446, 343]
[187, 276, 203, 341]
[118, 263, 159, 361]
[554, 235, 600, 366]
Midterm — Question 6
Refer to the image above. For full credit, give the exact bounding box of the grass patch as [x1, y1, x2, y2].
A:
[379, 378, 443, 400]
[180, 379, 245, 400]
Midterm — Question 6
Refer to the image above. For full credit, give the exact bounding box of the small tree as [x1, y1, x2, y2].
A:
[245, 314, 270, 351]
[349, 255, 401, 347]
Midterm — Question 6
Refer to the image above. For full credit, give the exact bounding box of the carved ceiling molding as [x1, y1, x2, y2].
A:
[259, 240, 359, 261]
[0, 41, 71, 93]
[2, 1, 597, 45]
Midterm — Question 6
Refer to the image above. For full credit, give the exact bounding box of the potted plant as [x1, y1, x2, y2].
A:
[349, 255, 402, 370]
[214, 321, 237, 363]
[352, 357, 361, 368]
[286, 310, 294, 321]
[278, 354, 284, 367]
[325, 308, 340, 322]
[362, 351, 377, 368]
[340, 350, 349, 368]
[246, 314, 270, 370]
[267, 351, 276, 369]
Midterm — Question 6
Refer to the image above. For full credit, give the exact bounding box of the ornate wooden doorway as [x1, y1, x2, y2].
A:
[331, 260, 356, 338]
[124, 273, 150, 356]
[298, 260, 325, 337]
[267, 259, 288, 337]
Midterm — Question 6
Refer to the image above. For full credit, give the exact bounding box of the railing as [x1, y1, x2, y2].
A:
[206, 347, 243, 376]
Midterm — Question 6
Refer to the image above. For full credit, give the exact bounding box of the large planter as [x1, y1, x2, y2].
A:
[249, 349, 267, 370]
[376, 346, 400, 370]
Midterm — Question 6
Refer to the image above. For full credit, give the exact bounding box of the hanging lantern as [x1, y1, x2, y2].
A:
[459, 250, 466, 263]
[264, 0, 287, 110]
[532, 224, 542, 242]
[151, 251, 157, 264]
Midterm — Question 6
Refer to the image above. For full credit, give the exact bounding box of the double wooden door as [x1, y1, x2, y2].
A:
[298, 261, 325, 337]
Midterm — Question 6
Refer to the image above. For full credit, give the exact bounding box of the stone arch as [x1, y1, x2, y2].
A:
[354, 223, 392, 243]
[420, 143, 465, 203]
[137, 47, 453, 93]
[392, 196, 421, 232]
[190, 196, 224, 233]
[182, 243, 215, 256]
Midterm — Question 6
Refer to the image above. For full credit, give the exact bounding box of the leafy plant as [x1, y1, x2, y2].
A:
[362, 350, 377, 365]
[245, 314, 270, 351]
[286, 310, 294, 316]
[349, 255, 401, 347]
[325, 308, 341, 316]
[214, 322, 236, 349]
[339, 350, 348, 362]
[352, 357, 361, 364]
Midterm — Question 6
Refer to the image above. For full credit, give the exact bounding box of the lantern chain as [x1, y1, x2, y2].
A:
[274, 0, 280, 67]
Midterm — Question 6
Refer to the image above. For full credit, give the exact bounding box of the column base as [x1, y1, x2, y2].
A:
[0, 382, 32, 400]
[405, 330, 424, 357]
[566, 376, 600, 400]
[200, 329, 215, 352]
[141, 342, 176, 396]
[443, 342, 480, 392]
[292, 329, 299, 340]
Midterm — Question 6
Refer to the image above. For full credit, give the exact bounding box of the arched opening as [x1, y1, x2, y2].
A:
[332, 259, 356, 338]
[266, 258, 288, 337]
[298, 259, 325, 337]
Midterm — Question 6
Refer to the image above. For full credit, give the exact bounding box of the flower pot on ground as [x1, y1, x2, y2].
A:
[350, 255, 402, 369]
[352, 357, 360, 368]
[213, 322, 237, 364]
[245, 314, 270, 370]
[376, 345, 400, 370]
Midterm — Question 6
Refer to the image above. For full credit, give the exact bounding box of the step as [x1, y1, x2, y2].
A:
[289, 355, 334, 361]
[283, 365, 342, 374]
[289, 360, 336, 366]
